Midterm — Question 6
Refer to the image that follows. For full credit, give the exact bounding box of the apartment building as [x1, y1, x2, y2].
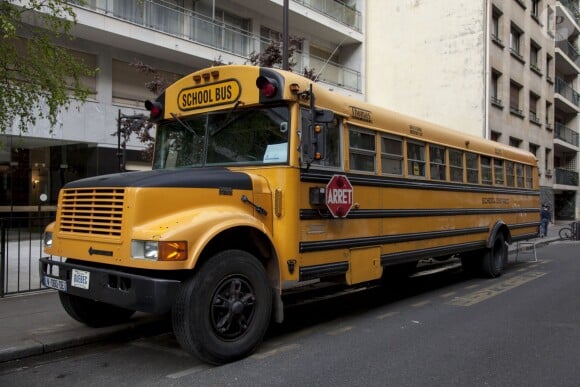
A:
[367, 0, 579, 221]
[0, 0, 365, 213]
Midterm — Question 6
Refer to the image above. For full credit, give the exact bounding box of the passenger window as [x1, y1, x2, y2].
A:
[466, 152, 479, 184]
[429, 144, 447, 180]
[516, 163, 524, 187]
[524, 165, 533, 188]
[407, 141, 426, 177]
[494, 159, 504, 185]
[481, 156, 492, 185]
[349, 126, 376, 172]
[506, 161, 515, 186]
[381, 135, 403, 175]
[449, 149, 464, 182]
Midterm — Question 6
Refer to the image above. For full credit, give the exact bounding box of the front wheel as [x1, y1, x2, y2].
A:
[559, 227, 572, 240]
[172, 250, 272, 365]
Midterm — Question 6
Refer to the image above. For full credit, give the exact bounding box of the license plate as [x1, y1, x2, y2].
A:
[72, 269, 90, 290]
[43, 276, 67, 291]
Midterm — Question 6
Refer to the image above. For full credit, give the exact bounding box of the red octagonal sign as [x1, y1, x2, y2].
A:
[325, 174, 353, 218]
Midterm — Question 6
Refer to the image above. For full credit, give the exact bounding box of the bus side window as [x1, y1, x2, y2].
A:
[466, 152, 479, 184]
[494, 159, 505, 185]
[481, 156, 492, 185]
[506, 161, 515, 186]
[381, 135, 403, 175]
[524, 165, 533, 188]
[349, 125, 376, 173]
[429, 144, 447, 180]
[516, 163, 524, 187]
[407, 141, 426, 177]
[449, 149, 464, 182]
[301, 107, 341, 169]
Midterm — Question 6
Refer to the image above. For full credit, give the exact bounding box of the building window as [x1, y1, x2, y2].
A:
[529, 143, 539, 156]
[491, 70, 503, 107]
[407, 141, 426, 177]
[509, 137, 522, 148]
[530, 41, 541, 74]
[531, 0, 541, 18]
[492, 7, 503, 45]
[545, 101, 553, 129]
[491, 130, 501, 142]
[349, 127, 376, 173]
[529, 92, 541, 124]
[466, 152, 479, 184]
[381, 135, 403, 175]
[545, 148, 552, 174]
[546, 54, 553, 82]
[429, 144, 446, 180]
[509, 81, 523, 116]
[510, 24, 523, 59]
[547, 6, 554, 37]
[449, 149, 463, 182]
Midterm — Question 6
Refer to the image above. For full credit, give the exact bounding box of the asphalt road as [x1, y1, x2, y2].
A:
[1, 241, 579, 387]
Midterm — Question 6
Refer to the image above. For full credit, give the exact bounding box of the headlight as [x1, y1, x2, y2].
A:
[43, 232, 53, 248]
[131, 240, 187, 261]
[131, 240, 159, 260]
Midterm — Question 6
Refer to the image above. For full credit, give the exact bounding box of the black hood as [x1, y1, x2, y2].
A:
[64, 167, 253, 190]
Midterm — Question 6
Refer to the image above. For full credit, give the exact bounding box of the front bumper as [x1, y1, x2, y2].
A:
[39, 258, 181, 314]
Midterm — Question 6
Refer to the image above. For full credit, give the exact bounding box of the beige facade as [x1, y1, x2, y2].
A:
[367, 0, 579, 220]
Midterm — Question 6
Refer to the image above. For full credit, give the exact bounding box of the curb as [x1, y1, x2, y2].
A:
[0, 315, 170, 363]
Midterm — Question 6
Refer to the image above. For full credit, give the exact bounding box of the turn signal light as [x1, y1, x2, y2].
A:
[158, 241, 188, 261]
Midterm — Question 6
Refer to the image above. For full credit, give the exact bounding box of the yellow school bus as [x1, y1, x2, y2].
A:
[41, 65, 539, 364]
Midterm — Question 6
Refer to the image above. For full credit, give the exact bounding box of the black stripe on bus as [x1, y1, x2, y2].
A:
[380, 241, 487, 266]
[300, 207, 540, 220]
[299, 226, 489, 253]
[300, 170, 540, 196]
[299, 261, 349, 281]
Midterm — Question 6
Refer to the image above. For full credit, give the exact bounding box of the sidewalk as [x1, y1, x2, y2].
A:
[0, 223, 572, 364]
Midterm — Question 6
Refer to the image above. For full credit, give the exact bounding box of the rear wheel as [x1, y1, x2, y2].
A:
[480, 234, 507, 278]
[59, 292, 136, 327]
[172, 250, 272, 365]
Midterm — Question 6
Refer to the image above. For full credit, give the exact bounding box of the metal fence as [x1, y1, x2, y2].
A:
[0, 215, 59, 297]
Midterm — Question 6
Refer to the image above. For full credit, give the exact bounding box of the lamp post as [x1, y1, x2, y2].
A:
[282, 0, 289, 70]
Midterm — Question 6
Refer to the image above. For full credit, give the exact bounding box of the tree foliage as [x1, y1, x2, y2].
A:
[0, 0, 96, 133]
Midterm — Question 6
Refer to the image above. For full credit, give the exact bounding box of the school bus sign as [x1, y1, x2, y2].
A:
[325, 175, 353, 218]
[177, 79, 241, 111]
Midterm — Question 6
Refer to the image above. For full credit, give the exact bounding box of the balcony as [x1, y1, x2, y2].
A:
[555, 77, 580, 108]
[72, 0, 362, 92]
[559, 0, 580, 27]
[556, 40, 580, 67]
[555, 168, 579, 186]
[555, 123, 580, 147]
[293, 0, 362, 32]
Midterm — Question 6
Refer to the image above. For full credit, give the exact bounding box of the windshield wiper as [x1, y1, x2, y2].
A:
[170, 113, 198, 137]
[209, 100, 244, 137]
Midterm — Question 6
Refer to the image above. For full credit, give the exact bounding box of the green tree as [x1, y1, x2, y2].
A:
[0, 0, 96, 133]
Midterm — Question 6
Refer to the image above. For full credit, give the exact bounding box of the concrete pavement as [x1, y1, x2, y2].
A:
[0, 223, 572, 364]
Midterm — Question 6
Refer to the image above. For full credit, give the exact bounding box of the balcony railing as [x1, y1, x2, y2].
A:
[555, 168, 579, 186]
[556, 40, 580, 67]
[555, 123, 580, 147]
[293, 0, 362, 32]
[73, 0, 362, 92]
[559, 0, 580, 26]
[555, 77, 580, 107]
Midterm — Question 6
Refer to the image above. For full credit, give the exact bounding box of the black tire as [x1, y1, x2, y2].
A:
[172, 250, 272, 365]
[480, 234, 507, 278]
[559, 227, 572, 240]
[59, 292, 136, 327]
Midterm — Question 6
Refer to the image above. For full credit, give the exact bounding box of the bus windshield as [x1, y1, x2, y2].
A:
[153, 105, 290, 169]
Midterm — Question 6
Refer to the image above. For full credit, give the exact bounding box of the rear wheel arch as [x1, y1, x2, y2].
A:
[488, 221, 512, 247]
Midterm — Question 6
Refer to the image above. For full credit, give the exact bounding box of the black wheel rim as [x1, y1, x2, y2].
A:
[210, 275, 256, 340]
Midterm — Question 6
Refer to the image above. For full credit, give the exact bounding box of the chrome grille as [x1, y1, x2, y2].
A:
[59, 188, 125, 237]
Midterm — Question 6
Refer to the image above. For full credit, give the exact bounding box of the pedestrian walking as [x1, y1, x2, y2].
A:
[540, 203, 552, 237]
